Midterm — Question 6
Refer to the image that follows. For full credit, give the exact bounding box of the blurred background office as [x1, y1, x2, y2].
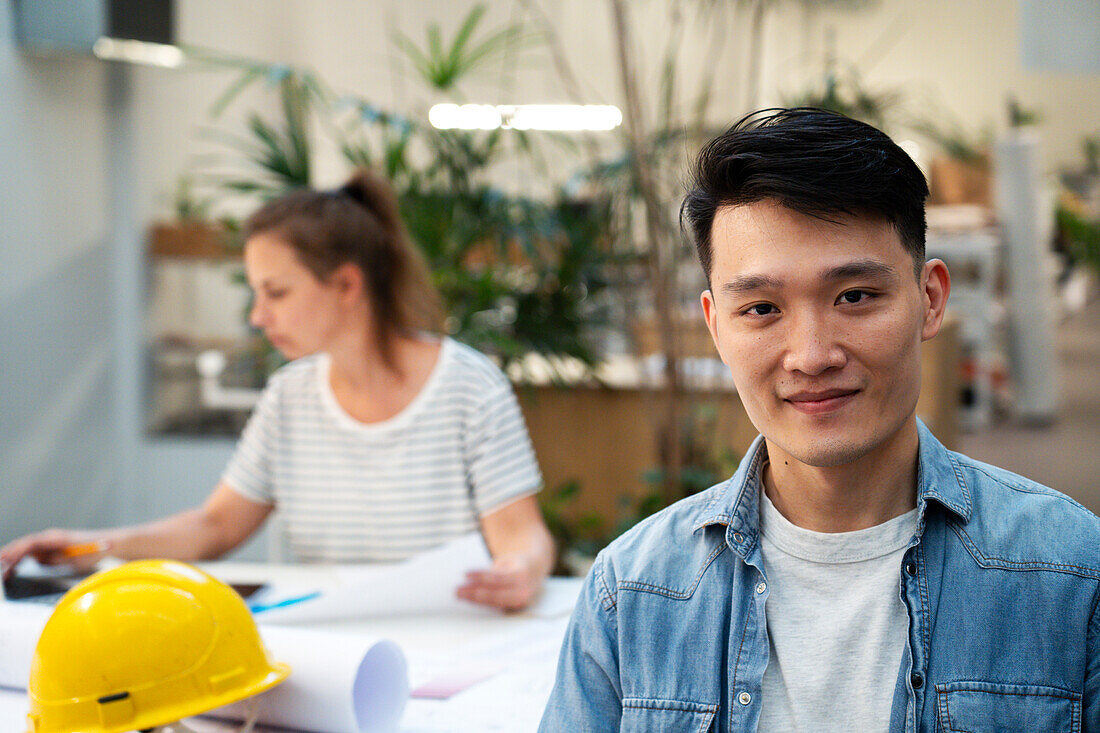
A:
[3, 0, 1099, 567]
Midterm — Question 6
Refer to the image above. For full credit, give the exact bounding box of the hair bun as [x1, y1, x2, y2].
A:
[338, 169, 405, 241]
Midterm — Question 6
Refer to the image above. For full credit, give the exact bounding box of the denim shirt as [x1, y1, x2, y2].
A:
[541, 421, 1100, 732]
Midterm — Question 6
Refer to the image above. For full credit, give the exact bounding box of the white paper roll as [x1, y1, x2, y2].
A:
[214, 626, 408, 733]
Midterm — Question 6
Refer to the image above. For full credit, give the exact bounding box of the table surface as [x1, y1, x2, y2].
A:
[0, 562, 583, 733]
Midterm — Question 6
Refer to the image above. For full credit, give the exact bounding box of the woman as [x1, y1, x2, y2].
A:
[1, 170, 554, 611]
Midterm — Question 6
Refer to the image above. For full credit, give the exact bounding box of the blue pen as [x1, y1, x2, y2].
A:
[249, 591, 321, 614]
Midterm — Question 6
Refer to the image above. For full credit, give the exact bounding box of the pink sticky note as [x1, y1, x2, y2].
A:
[409, 668, 500, 699]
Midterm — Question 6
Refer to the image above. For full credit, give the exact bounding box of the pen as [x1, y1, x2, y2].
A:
[60, 540, 110, 559]
[249, 591, 321, 615]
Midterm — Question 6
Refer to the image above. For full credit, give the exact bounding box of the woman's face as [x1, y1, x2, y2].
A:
[243, 232, 347, 360]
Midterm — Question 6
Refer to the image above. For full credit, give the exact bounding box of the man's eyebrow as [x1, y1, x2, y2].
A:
[718, 274, 783, 296]
[822, 259, 898, 282]
[716, 259, 898, 296]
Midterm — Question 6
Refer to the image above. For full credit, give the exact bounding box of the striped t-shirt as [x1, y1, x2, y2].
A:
[221, 337, 543, 563]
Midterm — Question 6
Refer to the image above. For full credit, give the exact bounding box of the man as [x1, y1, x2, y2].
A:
[541, 108, 1100, 731]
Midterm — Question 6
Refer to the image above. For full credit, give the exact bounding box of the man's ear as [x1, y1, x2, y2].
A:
[700, 289, 727, 364]
[920, 259, 951, 341]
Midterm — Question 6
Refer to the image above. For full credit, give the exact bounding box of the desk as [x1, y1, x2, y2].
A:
[0, 562, 582, 733]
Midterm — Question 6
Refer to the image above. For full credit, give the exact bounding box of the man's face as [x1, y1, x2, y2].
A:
[701, 200, 948, 469]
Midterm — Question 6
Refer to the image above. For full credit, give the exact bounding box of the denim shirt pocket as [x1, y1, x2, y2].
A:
[621, 698, 718, 733]
[935, 681, 1082, 732]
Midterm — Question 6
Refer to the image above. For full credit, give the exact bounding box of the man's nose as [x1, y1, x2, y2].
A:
[781, 313, 846, 375]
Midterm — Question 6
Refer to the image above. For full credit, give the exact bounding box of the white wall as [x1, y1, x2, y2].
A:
[2, 0, 1098, 551]
[0, 8, 118, 543]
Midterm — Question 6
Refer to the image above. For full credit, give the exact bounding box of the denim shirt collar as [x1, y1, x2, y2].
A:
[691, 418, 973, 558]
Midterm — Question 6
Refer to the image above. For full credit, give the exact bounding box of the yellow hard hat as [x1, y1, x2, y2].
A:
[26, 560, 290, 733]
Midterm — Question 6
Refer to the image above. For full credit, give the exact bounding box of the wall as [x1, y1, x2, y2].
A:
[0, 8, 117, 543]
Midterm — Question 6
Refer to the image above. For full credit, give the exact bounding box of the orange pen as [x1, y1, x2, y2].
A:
[59, 540, 109, 559]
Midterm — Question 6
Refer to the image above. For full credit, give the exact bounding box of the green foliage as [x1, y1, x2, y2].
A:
[1058, 204, 1100, 274]
[911, 118, 990, 166]
[1084, 137, 1099, 175]
[538, 480, 609, 565]
[393, 5, 533, 93]
[206, 73, 323, 200]
[185, 47, 333, 201]
[171, 175, 213, 221]
[538, 402, 743, 562]
[784, 68, 900, 130]
[1007, 96, 1042, 129]
[184, 5, 608, 375]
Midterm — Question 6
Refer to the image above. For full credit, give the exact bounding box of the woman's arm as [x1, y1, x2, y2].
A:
[457, 494, 556, 611]
[0, 483, 272, 578]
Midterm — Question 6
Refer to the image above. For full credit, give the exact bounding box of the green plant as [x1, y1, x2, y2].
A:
[182, 5, 609, 376]
[201, 63, 330, 200]
[393, 5, 532, 94]
[784, 67, 900, 129]
[911, 118, 990, 166]
[1057, 204, 1100, 274]
[1084, 136, 1099, 175]
[538, 480, 610, 569]
[169, 174, 214, 221]
[1007, 96, 1042, 129]
[539, 400, 742, 563]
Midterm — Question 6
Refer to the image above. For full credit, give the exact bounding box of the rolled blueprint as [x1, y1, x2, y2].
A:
[215, 625, 407, 733]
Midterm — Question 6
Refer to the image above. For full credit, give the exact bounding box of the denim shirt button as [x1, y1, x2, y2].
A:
[733, 532, 744, 543]
[755, 582, 767, 594]
[910, 673, 924, 690]
[905, 562, 917, 576]
[738, 691, 752, 705]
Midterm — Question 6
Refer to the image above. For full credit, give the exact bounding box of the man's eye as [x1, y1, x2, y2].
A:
[743, 303, 777, 317]
[839, 289, 872, 305]
[266, 289, 288, 299]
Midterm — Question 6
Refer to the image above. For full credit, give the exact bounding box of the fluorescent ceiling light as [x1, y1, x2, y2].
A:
[429, 104, 502, 131]
[92, 37, 183, 68]
[429, 104, 622, 132]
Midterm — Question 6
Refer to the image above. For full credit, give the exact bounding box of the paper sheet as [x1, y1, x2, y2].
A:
[0, 602, 408, 733]
[255, 533, 493, 624]
[0, 688, 29, 730]
[400, 615, 572, 732]
[0, 601, 50, 690]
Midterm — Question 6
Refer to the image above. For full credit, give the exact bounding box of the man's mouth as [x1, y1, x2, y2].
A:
[783, 388, 860, 415]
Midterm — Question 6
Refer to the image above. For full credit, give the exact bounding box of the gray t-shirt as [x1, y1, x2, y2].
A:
[221, 337, 543, 563]
[758, 486, 917, 732]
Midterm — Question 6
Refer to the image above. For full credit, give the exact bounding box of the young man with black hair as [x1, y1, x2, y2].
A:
[540, 108, 1100, 731]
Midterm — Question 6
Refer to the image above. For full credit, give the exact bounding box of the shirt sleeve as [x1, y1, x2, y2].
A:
[539, 554, 623, 731]
[1086, 585, 1100, 731]
[464, 374, 543, 516]
[220, 377, 281, 506]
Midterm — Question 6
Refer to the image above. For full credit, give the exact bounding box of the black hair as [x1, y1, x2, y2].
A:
[682, 107, 929, 283]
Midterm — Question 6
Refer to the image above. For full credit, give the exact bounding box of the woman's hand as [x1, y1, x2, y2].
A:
[456, 554, 542, 611]
[463, 494, 556, 611]
[0, 529, 109, 580]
